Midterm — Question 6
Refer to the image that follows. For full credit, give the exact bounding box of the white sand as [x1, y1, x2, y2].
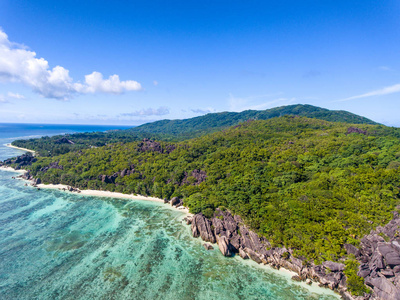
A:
[1, 166, 337, 297]
[36, 183, 191, 214]
[0, 166, 190, 214]
[0, 166, 27, 174]
[5, 144, 36, 154]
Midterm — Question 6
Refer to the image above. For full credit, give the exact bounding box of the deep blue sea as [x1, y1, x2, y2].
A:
[0, 123, 339, 299]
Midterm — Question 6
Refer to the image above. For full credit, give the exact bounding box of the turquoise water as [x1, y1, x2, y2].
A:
[0, 124, 339, 299]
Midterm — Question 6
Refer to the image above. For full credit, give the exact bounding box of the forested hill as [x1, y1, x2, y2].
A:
[11, 104, 377, 157]
[12, 116, 400, 266]
[128, 104, 378, 140]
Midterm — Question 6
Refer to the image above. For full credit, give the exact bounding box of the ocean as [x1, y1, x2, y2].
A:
[0, 123, 339, 299]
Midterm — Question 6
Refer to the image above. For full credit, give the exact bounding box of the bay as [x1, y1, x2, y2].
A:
[0, 123, 339, 299]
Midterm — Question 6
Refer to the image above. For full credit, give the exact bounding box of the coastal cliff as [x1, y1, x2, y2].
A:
[181, 207, 400, 300]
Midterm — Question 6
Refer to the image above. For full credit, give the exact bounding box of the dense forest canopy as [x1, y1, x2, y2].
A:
[18, 116, 400, 264]
[12, 104, 377, 157]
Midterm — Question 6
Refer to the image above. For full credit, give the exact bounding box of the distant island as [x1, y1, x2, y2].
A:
[2, 104, 400, 300]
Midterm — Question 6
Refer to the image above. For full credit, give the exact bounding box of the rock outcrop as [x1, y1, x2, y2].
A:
[54, 137, 74, 144]
[137, 139, 175, 154]
[1, 153, 36, 169]
[170, 197, 183, 207]
[352, 212, 400, 299]
[40, 161, 63, 172]
[189, 208, 400, 299]
[191, 214, 216, 244]
[347, 127, 367, 135]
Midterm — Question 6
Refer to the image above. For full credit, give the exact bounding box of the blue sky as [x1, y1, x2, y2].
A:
[0, 0, 399, 126]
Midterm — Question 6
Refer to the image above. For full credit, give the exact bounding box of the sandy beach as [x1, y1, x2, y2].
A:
[0, 165, 190, 214]
[0, 166, 338, 297]
[5, 144, 36, 154]
[36, 183, 191, 214]
[0, 166, 28, 173]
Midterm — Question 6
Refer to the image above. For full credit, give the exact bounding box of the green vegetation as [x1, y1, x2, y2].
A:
[20, 116, 400, 264]
[130, 104, 377, 139]
[344, 257, 370, 296]
[12, 104, 377, 157]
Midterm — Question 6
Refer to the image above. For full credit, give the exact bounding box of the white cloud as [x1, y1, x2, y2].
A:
[120, 106, 170, 117]
[228, 93, 291, 111]
[0, 95, 7, 103]
[7, 92, 25, 99]
[0, 29, 142, 100]
[153, 80, 159, 86]
[338, 83, 400, 102]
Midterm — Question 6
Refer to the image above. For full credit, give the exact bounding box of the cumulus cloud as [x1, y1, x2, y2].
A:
[121, 106, 170, 117]
[7, 92, 25, 99]
[0, 29, 141, 100]
[338, 83, 400, 102]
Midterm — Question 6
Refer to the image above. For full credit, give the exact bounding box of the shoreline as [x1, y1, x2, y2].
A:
[0, 166, 191, 215]
[0, 165, 340, 298]
[5, 143, 36, 154]
[36, 183, 191, 214]
[0, 166, 28, 173]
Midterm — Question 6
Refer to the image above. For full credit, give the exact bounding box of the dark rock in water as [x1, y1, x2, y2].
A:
[66, 186, 80, 193]
[239, 248, 249, 259]
[170, 197, 182, 207]
[229, 234, 241, 252]
[163, 198, 169, 204]
[191, 214, 216, 243]
[32, 178, 41, 185]
[291, 275, 302, 282]
[203, 243, 214, 250]
[244, 247, 262, 264]
[216, 235, 232, 256]
[183, 216, 193, 225]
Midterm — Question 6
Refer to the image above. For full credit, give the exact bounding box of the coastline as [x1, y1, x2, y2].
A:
[5, 143, 36, 154]
[0, 165, 191, 215]
[36, 183, 191, 214]
[0, 166, 341, 299]
[0, 166, 27, 173]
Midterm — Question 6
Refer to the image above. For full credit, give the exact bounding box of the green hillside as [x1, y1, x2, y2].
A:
[19, 116, 400, 264]
[11, 104, 377, 156]
[129, 104, 378, 139]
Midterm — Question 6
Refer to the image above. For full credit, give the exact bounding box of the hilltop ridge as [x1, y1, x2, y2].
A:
[11, 104, 378, 156]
